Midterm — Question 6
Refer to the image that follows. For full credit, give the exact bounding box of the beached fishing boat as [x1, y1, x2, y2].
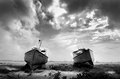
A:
[24, 40, 48, 71]
[73, 48, 94, 68]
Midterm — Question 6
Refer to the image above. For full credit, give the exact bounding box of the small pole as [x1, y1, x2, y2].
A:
[39, 40, 42, 49]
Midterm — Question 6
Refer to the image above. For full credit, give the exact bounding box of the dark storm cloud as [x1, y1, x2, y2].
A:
[98, 0, 120, 22]
[105, 20, 120, 30]
[95, 0, 120, 30]
[36, 18, 60, 40]
[60, 0, 120, 21]
[39, 0, 52, 8]
[0, 0, 32, 29]
[60, 0, 120, 29]
[60, 0, 92, 14]
[0, 0, 31, 18]
[34, 0, 59, 39]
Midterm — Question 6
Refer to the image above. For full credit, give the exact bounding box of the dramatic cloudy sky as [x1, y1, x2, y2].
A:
[0, 0, 120, 62]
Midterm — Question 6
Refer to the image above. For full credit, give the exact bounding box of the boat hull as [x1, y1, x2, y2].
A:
[73, 49, 94, 68]
[24, 48, 48, 66]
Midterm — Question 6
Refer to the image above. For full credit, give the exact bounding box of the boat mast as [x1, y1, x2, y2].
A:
[39, 40, 42, 49]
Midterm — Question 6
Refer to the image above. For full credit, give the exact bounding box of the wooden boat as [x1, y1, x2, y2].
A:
[24, 40, 48, 71]
[73, 48, 94, 68]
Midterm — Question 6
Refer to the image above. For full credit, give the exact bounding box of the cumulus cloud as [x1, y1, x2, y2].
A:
[58, 0, 120, 29]
[50, 8, 120, 49]
[60, 0, 120, 23]
[91, 29, 120, 43]
[46, 0, 120, 45]
[47, 0, 67, 29]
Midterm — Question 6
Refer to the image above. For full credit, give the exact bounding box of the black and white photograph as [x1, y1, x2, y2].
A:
[0, 0, 120, 79]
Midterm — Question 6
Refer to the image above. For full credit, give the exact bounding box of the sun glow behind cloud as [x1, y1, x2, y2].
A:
[92, 29, 120, 42]
[47, 0, 67, 29]
[50, 9, 119, 49]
